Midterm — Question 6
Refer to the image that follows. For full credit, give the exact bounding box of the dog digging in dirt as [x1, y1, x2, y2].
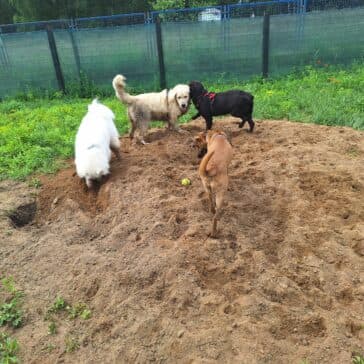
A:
[197, 129, 233, 238]
[75, 99, 120, 189]
[112, 74, 190, 145]
[189, 80, 254, 132]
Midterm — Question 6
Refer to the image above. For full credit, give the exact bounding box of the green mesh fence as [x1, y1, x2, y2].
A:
[269, 7, 364, 75]
[53, 24, 159, 91]
[161, 18, 263, 86]
[0, 31, 58, 96]
[0, 6, 363, 98]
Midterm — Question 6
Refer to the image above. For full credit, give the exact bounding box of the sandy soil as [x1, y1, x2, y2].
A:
[0, 118, 363, 364]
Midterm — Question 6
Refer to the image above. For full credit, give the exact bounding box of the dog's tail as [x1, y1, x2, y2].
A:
[88, 98, 100, 111]
[199, 150, 215, 178]
[112, 74, 135, 105]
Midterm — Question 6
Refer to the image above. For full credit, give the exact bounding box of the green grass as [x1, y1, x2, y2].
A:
[0, 63, 363, 181]
[45, 296, 91, 327]
[64, 336, 80, 353]
[0, 333, 19, 364]
[0, 277, 23, 329]
[353, 356, 364, 364]
[66, 303, 91, 320]
[48, 296, 67, 313]
[48, 321, 57, 335]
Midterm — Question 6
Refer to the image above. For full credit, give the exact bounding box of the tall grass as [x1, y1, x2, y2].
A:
[0, 63, 363, 180]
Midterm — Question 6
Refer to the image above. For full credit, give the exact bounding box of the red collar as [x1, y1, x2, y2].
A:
[203, 92, 216, 101]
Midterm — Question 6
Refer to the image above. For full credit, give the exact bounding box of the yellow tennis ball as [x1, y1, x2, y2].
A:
[181, 178, 191, 186]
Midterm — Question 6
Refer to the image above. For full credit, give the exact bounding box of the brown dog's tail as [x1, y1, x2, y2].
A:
[199, 150, 214, 178]
[112, 74, 135, 105]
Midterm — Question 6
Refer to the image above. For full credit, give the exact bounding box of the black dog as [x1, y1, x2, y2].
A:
[189, 81, 254, 132]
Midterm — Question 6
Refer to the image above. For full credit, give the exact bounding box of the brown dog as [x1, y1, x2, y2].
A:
[198, 130, 233, 238]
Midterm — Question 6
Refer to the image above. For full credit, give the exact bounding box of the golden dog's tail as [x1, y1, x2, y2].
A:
[112, 74, 135, 105]
[199, 150, 215, 178]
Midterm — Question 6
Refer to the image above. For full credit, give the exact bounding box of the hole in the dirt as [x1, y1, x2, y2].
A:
[8, 202, 37, 228]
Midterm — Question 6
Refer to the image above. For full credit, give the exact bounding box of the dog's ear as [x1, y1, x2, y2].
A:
[197, 146, 207, 158]
[193, 132, 206, 148]
[168, 88, 178, 105]
[188, 81, 201, 95]
[198, 131, 207, 141]
[193, 134, 202, 147]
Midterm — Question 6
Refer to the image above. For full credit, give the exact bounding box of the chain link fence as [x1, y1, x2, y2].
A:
[0, 0, 363, 98]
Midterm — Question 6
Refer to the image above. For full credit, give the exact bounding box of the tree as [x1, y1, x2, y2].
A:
[151, 0, 215, 10]
[0, 0, 16, 24]
[2, 0, 253, 24]
[6, 0, 151, 22]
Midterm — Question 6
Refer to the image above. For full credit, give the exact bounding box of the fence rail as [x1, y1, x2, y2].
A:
[0, 0, 303, 33]
[0, 1, 364, 98]
[1, 0, 363, 33]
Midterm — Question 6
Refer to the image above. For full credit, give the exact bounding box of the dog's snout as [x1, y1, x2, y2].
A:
[182, 103, 186, 108]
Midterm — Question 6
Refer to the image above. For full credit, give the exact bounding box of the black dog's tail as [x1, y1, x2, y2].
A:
[238, 92, 254, 116]
[250, 94, 254, 112]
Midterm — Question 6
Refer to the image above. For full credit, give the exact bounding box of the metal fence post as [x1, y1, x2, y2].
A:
[46, 26, 66, 93]
[302, 0, 307, 13]
[0, 34, 10, 66]
[262, 14, 270, 78]
[155, 16, 166, 90]
[68, 20, 82, 79]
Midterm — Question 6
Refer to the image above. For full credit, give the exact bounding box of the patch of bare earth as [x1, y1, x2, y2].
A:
[0, 119, 363, 363]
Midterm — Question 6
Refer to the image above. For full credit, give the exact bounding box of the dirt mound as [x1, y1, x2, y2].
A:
[0, 119, 363, 363]
[37, 167, 111, 218]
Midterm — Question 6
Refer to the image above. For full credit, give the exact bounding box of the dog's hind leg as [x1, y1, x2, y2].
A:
[129, 122, 136, 139]
[131, 105, 150, 144]
[85, 177, 93, 190]
[110, 138, 121, 160]
[210, 181, 227, 238]
[247, 118, 255, 132]
[138, 121, 149, 145]
[201, 179, 215, 214]
[208, 187, 215, 214]
[128, 109, 137, 139]
[238, 117, 254, 132]
[238, 119, 247, 129]
[211, 192, 224, 238]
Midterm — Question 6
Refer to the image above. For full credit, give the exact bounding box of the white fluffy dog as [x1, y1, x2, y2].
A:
[75, 99, 120, 189]
[112, 74, 190, 144]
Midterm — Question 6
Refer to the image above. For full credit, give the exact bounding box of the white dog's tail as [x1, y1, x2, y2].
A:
[88, 98, 100, 111]
[112, 74, 135, 105]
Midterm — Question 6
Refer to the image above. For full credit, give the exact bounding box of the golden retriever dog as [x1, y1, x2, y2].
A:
[198, 130, 233, 238]
[112, 74, 190, 144]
